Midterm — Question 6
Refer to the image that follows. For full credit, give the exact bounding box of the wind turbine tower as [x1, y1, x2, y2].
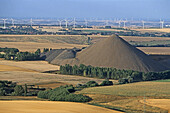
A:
[30, 18, 33, 27]
[142, 20, 145, 29]
[2, 19, 7, 29]
[58, 20, 62, 28]
[85, 19, 88, 28]
[105, 20, 109, 26]
[123, 21, 127, 28]
[11, 18, 15, 27]
[160, 20, 164, 29]
[65, 19, 68, 28]
[118, 20, 121, 28]
[73, 18, 76, 28]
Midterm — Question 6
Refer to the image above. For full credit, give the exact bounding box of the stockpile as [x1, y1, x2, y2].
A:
[43, 35, 168, 72]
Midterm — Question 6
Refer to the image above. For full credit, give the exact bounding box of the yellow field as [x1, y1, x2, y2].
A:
[137, 47, 170, 55]
[0, 60, 59, 72]
[0, 64, 35, 72]
[133, 28, 170, 33]
[140, 99, 170, 112]
[0, 101, 122, 113]
[0, 42, 86, 52]
[121, 36, 170, 41]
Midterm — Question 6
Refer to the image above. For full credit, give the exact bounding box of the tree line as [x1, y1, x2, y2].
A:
[60, 64, 170, 84]
[0, 47, 51, 61]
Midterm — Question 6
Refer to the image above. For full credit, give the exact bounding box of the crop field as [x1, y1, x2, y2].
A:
[0, 60, 59, 72]
[0, 71, 106, 86]
[0, 101, 122, 113]
[121, 36, 170, 41]
[133, 28, 170, 33]
[78, 82, 170, 113]
[0, 64, 35, 72]
[137, 47, 170, 55]
[79, 82, 170, 97]
[140, 99, 170, 112]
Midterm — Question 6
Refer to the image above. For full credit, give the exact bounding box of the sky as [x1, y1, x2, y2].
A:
[0, 0, 169, 19]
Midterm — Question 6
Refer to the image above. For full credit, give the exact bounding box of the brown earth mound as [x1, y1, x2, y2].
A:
[46, 35, 168, 72]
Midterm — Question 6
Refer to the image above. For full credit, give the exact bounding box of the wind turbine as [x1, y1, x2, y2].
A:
[2, 19, 7, 29]
[160, 19, 164, 29]
[105, 20, 109, 26]
[58, 20, 62, 28]
[11, 18, 14, 27]
[142, 20, 145, 29]
[117, 20, 121, 28]
[73, 18, 76, 28]
[65, 19, 68, 28]
[84, 19, 88, 28]
[30, 18, 33, 27]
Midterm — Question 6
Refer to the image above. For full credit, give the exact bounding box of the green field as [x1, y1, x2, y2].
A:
[79, 82, 170, 97]
[77, 82, 170, 113]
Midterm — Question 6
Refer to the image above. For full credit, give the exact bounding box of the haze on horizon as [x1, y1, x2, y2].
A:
[0, 0, 169, 20]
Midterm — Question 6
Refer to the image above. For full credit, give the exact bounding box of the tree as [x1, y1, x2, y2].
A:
[24, 84, 28, 96]
[35, 49, 41, 55]
[12, 85, 24, 96]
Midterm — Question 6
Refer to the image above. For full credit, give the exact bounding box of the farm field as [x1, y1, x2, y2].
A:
[0, 101, 122, 113]
[0, 60, 59, 72]
[0, 64, 35, 72]
[133, 28, 170, 33]
[79, 82, 170, 97]
[78, 82, 170, 113]
[137, 47, 170, 55]
[140, 99, 170, 112]
[121, 36, 170, 41]
[0, 71, 106, 87]
[0, 41, 86, 52]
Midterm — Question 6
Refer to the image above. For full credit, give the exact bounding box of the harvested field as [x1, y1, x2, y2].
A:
[0, 42, 86, 52]
[121, 36, 170, 42]
[79, 82, 170, 97]
[0, 60, 59, 72]
[140, 99, 170, 112]
[133, 28, 170, 33]
[137, 47, 170, 55]
[0, 64, 35, 72]
[0, 35, 88, 44]
[0, 71, 106, 86]
[0, 101, 122, 113]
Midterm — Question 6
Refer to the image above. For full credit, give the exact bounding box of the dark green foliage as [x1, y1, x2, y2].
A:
[35, 49, 41, 55]
[118, 78, 128, 84]
[0, 88, 6, 96]
[0, 47, 19, 53]
[60, 64, 170, 83]
[43, 48, 49, 53]
[100, 80, 113, 86]
[38, 85, 92, 102]
[24, 84, 28, 96]
[12, 85, 24, 96]
[1, 47, 42, 61]
[85, 81, 99, 87]
[0, 53, 4, 58]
